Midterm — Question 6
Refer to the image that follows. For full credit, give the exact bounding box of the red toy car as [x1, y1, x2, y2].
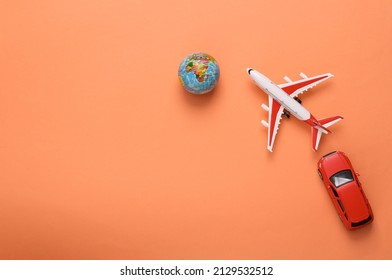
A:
[317, 151, 373, 230]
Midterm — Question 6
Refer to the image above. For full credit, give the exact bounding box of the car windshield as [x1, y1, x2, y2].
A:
[330, 170, 354, 188]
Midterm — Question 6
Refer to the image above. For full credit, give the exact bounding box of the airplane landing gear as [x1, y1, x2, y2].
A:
[294, 97, 302, 104]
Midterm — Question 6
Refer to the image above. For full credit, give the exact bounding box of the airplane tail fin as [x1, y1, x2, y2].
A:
[311, 116, 343, 151]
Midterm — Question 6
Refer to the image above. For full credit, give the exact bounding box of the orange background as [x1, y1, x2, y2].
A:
[0, 0, 391, 259]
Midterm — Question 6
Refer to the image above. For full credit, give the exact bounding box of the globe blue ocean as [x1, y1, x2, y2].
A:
[178, 52, 220, 94]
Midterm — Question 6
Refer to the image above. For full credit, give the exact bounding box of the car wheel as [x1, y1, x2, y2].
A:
[318, 170, 323, 180]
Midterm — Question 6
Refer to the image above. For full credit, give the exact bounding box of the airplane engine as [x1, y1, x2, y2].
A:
[261, 120, 269, 128]
[300, 73, 308, 79]
[261, 104, 269, 112]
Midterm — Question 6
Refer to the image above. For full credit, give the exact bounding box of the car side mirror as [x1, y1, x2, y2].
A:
[356, 172, 360, 177]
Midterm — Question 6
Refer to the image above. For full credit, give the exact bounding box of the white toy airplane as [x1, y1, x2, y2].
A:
[247, 68, 343, 152]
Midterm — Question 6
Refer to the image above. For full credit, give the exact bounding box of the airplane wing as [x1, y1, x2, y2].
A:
[278, 73, 333, 99]
[263, 95, 285, 152]
[262, 73, 334, 152]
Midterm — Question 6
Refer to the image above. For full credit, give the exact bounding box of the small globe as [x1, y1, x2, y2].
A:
[178, 52, 220, 94]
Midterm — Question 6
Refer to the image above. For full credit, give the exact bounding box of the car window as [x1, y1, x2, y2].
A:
[337, 199, 345, 212]
[330, 185, 339, 197]
[330, 170, 354, 188]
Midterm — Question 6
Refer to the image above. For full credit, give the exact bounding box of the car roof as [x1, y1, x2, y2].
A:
[337, 181, 370, 222]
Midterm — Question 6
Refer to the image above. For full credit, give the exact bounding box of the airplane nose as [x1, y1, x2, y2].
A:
[247, 68, 253, 75]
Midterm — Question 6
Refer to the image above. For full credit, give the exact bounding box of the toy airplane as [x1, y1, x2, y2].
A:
[247, 68, 343, 152]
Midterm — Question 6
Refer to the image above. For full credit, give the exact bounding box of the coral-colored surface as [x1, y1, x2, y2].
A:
[0, 0, 391, 259]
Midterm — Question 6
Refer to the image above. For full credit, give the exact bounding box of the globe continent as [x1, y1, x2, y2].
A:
[178, 52, 220, 94]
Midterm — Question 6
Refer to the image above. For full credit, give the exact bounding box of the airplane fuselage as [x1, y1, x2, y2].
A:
[248, 69, 311, 121]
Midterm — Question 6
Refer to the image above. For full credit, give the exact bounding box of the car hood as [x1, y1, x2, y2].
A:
[338, 182, 370, 222]
[322, 153, 349, 177]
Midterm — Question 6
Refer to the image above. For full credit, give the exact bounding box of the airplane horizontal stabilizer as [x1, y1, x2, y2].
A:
[312, 116, 343, 151]
[318, 116, 344, 128]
